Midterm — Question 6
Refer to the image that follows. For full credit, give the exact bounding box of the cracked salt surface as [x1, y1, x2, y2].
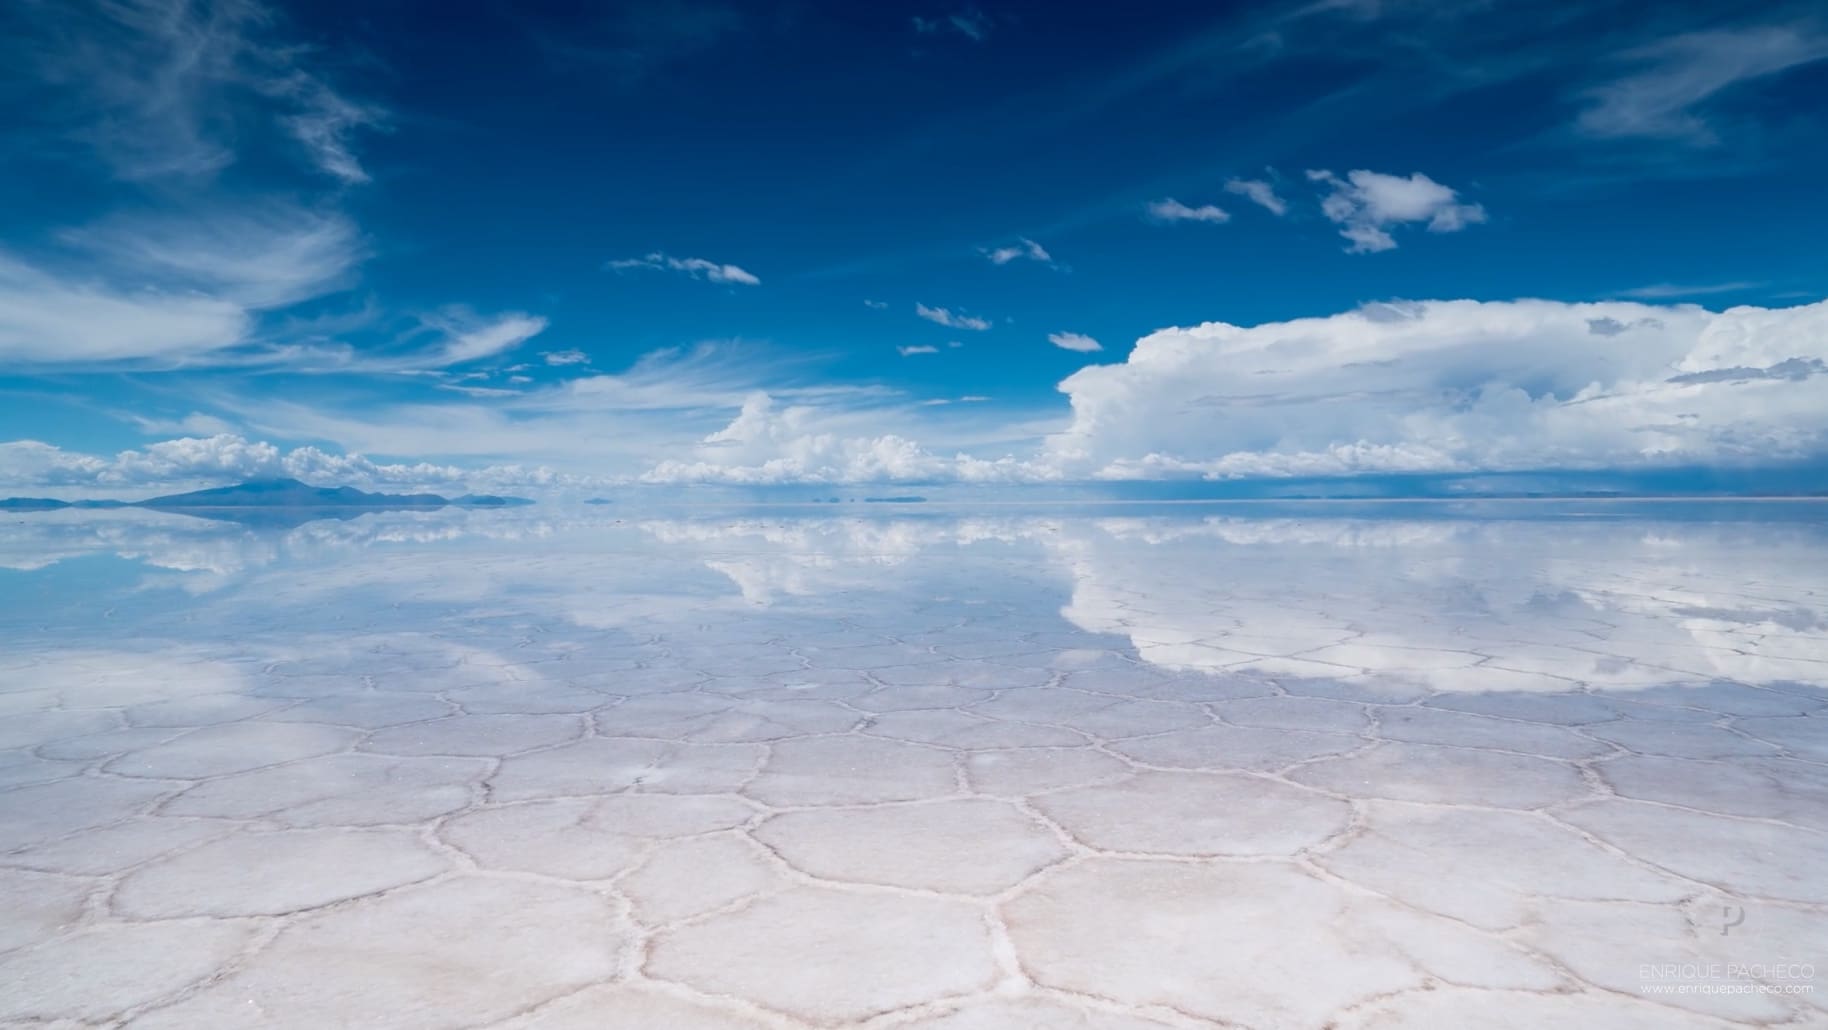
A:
[2, 503, 1826, 1028]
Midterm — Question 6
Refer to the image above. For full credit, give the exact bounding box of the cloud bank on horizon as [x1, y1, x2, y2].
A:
[9, 297, 1826, 494]
[2, 0, 1825, 495]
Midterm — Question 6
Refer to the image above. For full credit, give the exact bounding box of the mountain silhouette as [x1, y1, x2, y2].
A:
[0, 478, 533, 526]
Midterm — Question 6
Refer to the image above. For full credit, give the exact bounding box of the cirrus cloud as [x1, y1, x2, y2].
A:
[982, 237, 1055, 266]
[1145, 198, 1230, 224]
[0, 205, 363, 367]
[1049, 331, 1103, 353]
[1224, 178, 1288, 216]
[607, 251, 760, 286]
[1577, 25, 1828, 145]
[20, 0, 384, 184]
[915, 303, 992, 331]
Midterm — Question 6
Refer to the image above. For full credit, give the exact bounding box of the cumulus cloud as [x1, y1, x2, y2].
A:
[1307, 169, 1486, 253]
[642, 393, 944, 484]
[1044, 298, 1828, 480]
[1224, 178, 1288, 216]
[640, 393, 1047, 485]
[542, 349, 589, 365]
[915, 303, 992, 331]
[607, 251, 760, 286]
[1578, 25, 1828, 145]
[863, 299, 889, 310]
[1049, 331, 1104, 353]
[897, 345, 940, 356]
[1145, 198, 1230, 224]
[982, 238, 1054, 266]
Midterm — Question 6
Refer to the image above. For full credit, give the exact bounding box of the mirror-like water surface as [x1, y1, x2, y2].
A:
[2, 504, 1824, 1028]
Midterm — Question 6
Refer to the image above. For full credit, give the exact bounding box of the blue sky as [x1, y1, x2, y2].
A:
[2, 0, 1826, 494]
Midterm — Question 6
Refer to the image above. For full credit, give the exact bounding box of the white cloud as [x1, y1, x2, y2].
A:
[35, 298, 1826, 492]
[62, 205, 363, 309]
[1044, 298, 1828, 480]
[272, 77, 386, 185]
[1, 1, 404, 370]
[1621, 281, 1764, 299]
[982, 238, 1054, 266]
[949, 9, 993, 42]
[1224, 178, 1288, 216]
[128, 412, 240, 437]
[1578, 25, 1828, 144]
[642, 393, 945, 484]
[912, 9, 992, 43]
[25, 0, 381, 183]
[261, 308, 550, 375]
[419, 311, 549, 366]
[640, 393, 1046, 485]
[607, 251, 760, 286]
[1145, 198, 1230, 224]
[205, 340, 897, 474]
[1049, 331, 1103, 353]
[0, 205, 364, 367]
[915, 303, 991, 331]
[863, 299, 889, 310]
[1307, 169, 1486, 253]
[0, 255, 249, 365]
[542, 349, 589, 365]
[897, 345, 940, 356]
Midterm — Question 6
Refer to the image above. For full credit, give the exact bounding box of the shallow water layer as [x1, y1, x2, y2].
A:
[1, 503, 1825, 1028]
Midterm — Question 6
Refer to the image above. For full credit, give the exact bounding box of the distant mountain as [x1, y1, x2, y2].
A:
[1, 478, 535, 525]
[139, 479, 451, 509]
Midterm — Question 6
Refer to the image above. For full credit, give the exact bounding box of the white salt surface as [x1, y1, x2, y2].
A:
[1, 504, 1824, 1027]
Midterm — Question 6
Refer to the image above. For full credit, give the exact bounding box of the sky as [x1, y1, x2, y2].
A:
[2, 0, 1826, 497]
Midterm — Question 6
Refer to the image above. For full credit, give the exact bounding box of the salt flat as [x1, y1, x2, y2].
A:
[1, 504, 1824, 1028]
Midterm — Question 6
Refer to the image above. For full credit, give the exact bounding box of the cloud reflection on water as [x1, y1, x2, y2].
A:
[4, 504, 1825, 695]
